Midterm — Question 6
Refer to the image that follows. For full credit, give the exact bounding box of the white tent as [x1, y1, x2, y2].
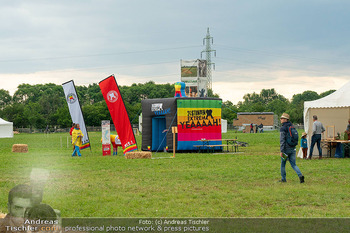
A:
[0, 118, 13, 138]
[298, 81, 350, 158]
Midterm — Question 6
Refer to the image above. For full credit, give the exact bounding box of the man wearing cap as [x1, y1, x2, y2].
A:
[279, 113, 304, 183]
[309, 115, 325, 159]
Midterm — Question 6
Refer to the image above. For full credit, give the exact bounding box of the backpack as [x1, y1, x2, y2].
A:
[286, 125, 299, 147]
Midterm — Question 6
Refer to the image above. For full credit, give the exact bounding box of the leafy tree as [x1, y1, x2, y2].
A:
[242, 92, 260, 104]
[75, 85, 89, 105]
[52, 107, 71, 128]
[288, 90, 319, 123]
[222, 100, 237, 124]
[238, 88, 289, 114]
[207, 89, 220, 98]
[38, 85, 65, 125]
[266, 99, 288, 118]
[242, 88, 287, 105]
[291, 91, 319, 106]
[23, 102, 46, 129]
[260, 88, 286, 102]
[0, 80, 339, 128]
[0, 89, 12, 110]
[2, 103, 28, 127]
[319, 90, 336, 98]
[86, 83, 104, 104]
[13, 84, 35, 103]
[82, 103, 111, 126]
[125, 102, 142, 125]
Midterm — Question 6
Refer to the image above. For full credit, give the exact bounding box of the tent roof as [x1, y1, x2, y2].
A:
[0, 118, 12, 125]
[304, 81, 350, 109]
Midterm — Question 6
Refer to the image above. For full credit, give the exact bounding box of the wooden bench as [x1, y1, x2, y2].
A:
[194, 144, 239, 153]
[194, 138, 248, 153]
[220, 144, 240, 152]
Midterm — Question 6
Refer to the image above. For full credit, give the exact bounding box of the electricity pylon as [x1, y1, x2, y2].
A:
[201, 27, 216, 90]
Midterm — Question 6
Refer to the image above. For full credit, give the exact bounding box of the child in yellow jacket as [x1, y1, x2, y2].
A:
[72, 124, 84, 157]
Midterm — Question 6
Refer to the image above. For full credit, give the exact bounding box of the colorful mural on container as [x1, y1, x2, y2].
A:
[176, 98, 222, 150]
[141, 97, 222, 152]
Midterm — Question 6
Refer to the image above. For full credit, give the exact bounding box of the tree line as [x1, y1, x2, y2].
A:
[0, 82, 335, 129]
[221, 88, 335, 124]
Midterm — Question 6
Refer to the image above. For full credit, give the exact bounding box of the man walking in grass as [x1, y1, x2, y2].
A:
[279, 113, 304, 183]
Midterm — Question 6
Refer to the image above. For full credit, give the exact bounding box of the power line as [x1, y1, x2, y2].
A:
[216, 44, 350, 65]
[215, 57, 350, 77]
[0, 45, 202, 63]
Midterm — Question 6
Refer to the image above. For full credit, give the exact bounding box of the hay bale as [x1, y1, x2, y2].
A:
[125, 151, 152, 159]
[12, 144, 28, 153]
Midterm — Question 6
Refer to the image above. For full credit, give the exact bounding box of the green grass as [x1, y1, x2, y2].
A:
[0, 131, 349, 217]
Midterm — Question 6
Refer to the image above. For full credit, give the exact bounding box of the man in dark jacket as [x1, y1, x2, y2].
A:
[279, 113, 304, 183]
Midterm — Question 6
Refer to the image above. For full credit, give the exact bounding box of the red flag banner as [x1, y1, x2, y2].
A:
[99, 75, 137, 154]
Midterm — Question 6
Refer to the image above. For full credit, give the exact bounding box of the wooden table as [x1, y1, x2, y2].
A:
[195, 138, 239, 153]
[321, 139, 350, 157]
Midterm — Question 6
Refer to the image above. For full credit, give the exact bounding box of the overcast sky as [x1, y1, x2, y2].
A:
[1, 0, 349, 103]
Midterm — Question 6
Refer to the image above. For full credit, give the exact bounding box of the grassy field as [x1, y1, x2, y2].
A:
[0, 130, 349, 218]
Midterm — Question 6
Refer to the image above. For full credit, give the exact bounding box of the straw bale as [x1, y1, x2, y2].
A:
[12, 144, 28, 153]
[125, 151, 152, 159]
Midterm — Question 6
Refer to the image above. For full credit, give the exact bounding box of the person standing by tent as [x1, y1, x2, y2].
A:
[345, 119, 350, 140]
[301, 132, 308, 159]
[308, 115, 325, 159]
[344, 119, 350, 157]
[71, 124, 83, 157]
[279, 113, 304, 183]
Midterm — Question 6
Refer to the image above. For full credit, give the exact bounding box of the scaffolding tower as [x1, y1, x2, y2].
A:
[201, 27, 216, 90]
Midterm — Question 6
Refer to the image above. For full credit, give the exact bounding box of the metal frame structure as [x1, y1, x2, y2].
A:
[201, 28, 216, 90]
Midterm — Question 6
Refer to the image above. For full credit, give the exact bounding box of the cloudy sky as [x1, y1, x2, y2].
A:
[1, 0, 349, 103]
